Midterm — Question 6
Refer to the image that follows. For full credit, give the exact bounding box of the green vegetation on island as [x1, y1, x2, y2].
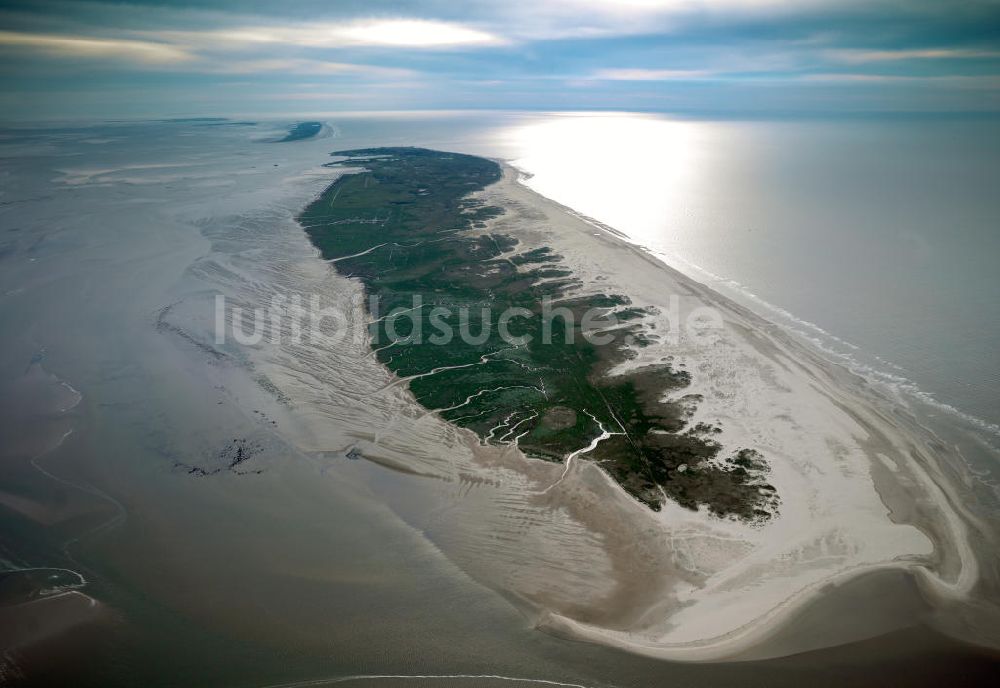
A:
[279, 121, 323, 142]
[299, 147, 778, 521]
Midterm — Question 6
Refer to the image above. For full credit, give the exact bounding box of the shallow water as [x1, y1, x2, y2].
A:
[0, 115, 997, 685]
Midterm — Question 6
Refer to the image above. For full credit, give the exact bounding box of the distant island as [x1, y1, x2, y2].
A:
[278, 121, 323, 142]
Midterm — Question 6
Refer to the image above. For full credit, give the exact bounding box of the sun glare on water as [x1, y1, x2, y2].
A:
[504, 113, 704, 244]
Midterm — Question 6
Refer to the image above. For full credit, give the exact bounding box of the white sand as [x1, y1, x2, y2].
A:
[464, 166, 978, 659]
[174, 155, 984, 661]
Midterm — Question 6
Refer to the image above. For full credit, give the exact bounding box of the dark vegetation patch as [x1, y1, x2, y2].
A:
[299, 147, 776, 521]
[278, 121, 322, 142]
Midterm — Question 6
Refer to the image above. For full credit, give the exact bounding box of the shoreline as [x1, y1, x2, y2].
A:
[508, 160, 1000, 450]
[278, 148, 993, 661]
[301, 147, 780, 520]
[200, 144, 993, 663]
[4, 118, 994, 683]
[467, 161, 990, 660]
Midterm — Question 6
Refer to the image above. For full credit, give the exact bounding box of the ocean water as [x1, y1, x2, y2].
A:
[294, 111, 1000, 441]
[490, 113, 1000, 439]
[1, 113, 998, 684]
[301, 111, 1000, 461]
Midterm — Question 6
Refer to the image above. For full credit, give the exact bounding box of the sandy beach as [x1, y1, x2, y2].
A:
[454, 164, 992, 658]
[244, 156, 997, 661]
[3, 0, 1000, 677]
[2, 119, 997, 684]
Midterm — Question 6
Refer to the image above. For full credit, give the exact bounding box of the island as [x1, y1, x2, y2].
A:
[278, 121, 323, 142]
[299, 147, 778, 520]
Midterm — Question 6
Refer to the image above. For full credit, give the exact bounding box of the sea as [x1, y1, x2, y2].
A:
[1, 112, 997, 686]
[313, 111, 1000, 471]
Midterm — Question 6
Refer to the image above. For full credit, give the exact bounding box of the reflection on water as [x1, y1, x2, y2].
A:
[494, 111, 1000, 447]
[0, 115, 997, 686]
[507, 113, 702, 241]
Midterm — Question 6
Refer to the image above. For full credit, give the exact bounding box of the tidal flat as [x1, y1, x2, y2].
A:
[300, 148, 778, 520]
[1, 118, 996, 683]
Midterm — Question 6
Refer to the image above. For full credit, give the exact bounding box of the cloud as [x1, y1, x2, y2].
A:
[334, 19, 503, 47]
[0, 29, 193, 63]
[590, 68, 711, 80]
[0, 29, 418, 78]
[142, 19, 504, 51]
[549, 0, 810, 12]
[194, 58, 415, 78]
[2, 0, 999, 118]
[828, 48, 1000, 64]
[800, 73, 1000, 87]
[470, 0, 834, 41]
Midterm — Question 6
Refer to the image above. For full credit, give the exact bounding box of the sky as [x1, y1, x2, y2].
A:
[1, 0, 999, 120]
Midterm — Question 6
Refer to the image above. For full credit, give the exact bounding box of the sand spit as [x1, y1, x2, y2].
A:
[179, 153, 994, 661]
[481, 164, 990, 658]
